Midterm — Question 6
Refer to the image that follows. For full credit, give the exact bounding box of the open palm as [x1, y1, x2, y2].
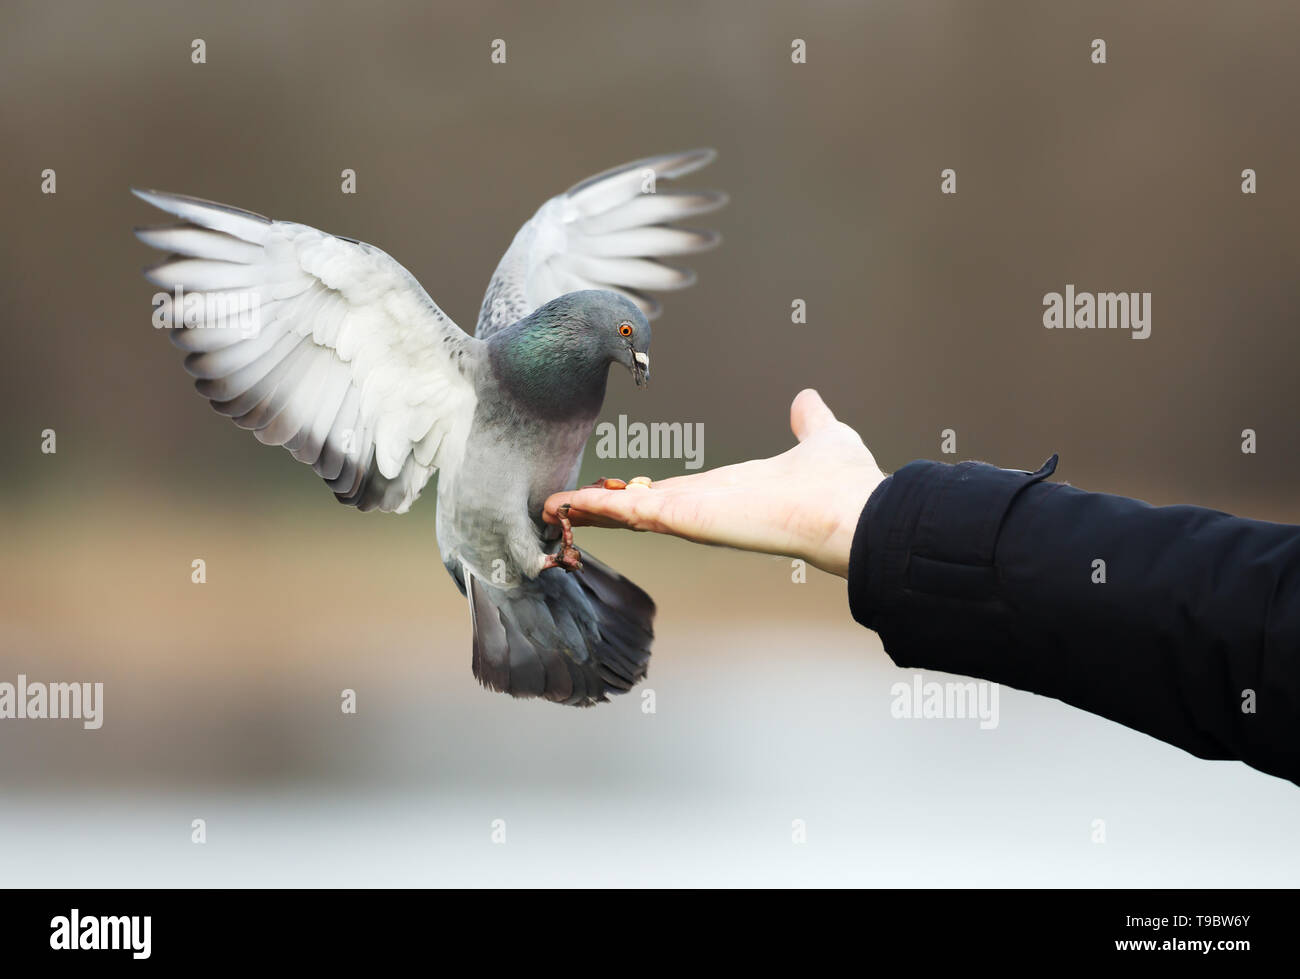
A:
[543, 389, 885, 578]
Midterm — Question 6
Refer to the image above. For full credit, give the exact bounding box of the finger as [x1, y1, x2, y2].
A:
[543, 488, 640, 527]
[543, 491, 576, 524]
[790, 388, 838, 443]
[553, 506, 629, 530]
[643, 462, 754, 492]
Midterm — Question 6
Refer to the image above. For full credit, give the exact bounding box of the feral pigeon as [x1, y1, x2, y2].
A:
[133, 149, 725, 705]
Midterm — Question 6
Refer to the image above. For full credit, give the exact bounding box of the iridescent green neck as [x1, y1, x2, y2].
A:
[489, 315, 610, 420]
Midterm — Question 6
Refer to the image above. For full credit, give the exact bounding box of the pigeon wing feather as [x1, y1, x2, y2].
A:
[134, 189, 481, 513]
[475, 148, 726, 336]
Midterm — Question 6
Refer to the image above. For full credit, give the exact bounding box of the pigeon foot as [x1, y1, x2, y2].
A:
[541, 503, 584, 573]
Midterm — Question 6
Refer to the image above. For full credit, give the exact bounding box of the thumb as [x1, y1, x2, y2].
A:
[790, 388, 838, 442]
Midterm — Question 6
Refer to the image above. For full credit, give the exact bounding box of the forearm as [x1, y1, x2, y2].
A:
[849, 456, 1300, 785]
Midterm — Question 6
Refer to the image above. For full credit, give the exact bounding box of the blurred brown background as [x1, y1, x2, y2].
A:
[2, 0, 1298, 886]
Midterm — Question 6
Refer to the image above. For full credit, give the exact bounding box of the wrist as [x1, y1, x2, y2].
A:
[816, 471, 886, 579]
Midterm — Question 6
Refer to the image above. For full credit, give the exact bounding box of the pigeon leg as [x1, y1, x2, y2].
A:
[541, 503, 584, 573]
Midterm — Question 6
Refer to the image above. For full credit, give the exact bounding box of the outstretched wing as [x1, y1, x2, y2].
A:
[134, 189, 481, 513]
[476, 148, 726, 337]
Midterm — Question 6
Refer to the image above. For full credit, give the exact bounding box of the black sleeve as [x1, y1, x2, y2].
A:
[847, 455, 1300, 785]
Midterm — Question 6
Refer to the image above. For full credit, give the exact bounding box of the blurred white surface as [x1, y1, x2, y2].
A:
[4, 626, 1297, 888]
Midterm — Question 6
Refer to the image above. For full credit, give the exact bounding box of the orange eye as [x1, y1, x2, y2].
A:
[619, 323, 634, 337]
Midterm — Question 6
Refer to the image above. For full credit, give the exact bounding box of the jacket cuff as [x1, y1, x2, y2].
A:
[848, 455, 1059, 629]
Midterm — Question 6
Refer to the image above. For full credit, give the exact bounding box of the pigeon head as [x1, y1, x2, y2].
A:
[567, 289, 652, 389]
[489, 290, 652, 419]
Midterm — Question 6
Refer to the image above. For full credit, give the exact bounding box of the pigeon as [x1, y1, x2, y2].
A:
[133, 149, 725, 706]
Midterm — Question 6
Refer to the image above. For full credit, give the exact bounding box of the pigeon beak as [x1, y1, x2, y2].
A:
[632, 351, 650, 388]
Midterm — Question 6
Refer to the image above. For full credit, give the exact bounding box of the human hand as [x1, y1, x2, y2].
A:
[543, 389, 886, 578]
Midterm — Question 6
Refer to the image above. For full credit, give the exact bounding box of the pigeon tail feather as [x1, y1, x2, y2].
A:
[467, 553, 654, 706]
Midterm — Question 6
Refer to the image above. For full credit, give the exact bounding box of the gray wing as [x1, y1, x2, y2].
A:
[476, 148, 726, 337]
[134, 189, 481, 513]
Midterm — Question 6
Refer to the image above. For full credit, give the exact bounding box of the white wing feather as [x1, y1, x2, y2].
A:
[134, 189, 480, 513]
[476, 149, 726, 336]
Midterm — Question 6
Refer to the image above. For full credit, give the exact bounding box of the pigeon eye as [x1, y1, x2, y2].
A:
[618, 323, 634, 337]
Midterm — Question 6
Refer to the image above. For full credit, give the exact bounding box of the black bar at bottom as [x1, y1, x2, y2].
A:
[0, 887, 1282, 966]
